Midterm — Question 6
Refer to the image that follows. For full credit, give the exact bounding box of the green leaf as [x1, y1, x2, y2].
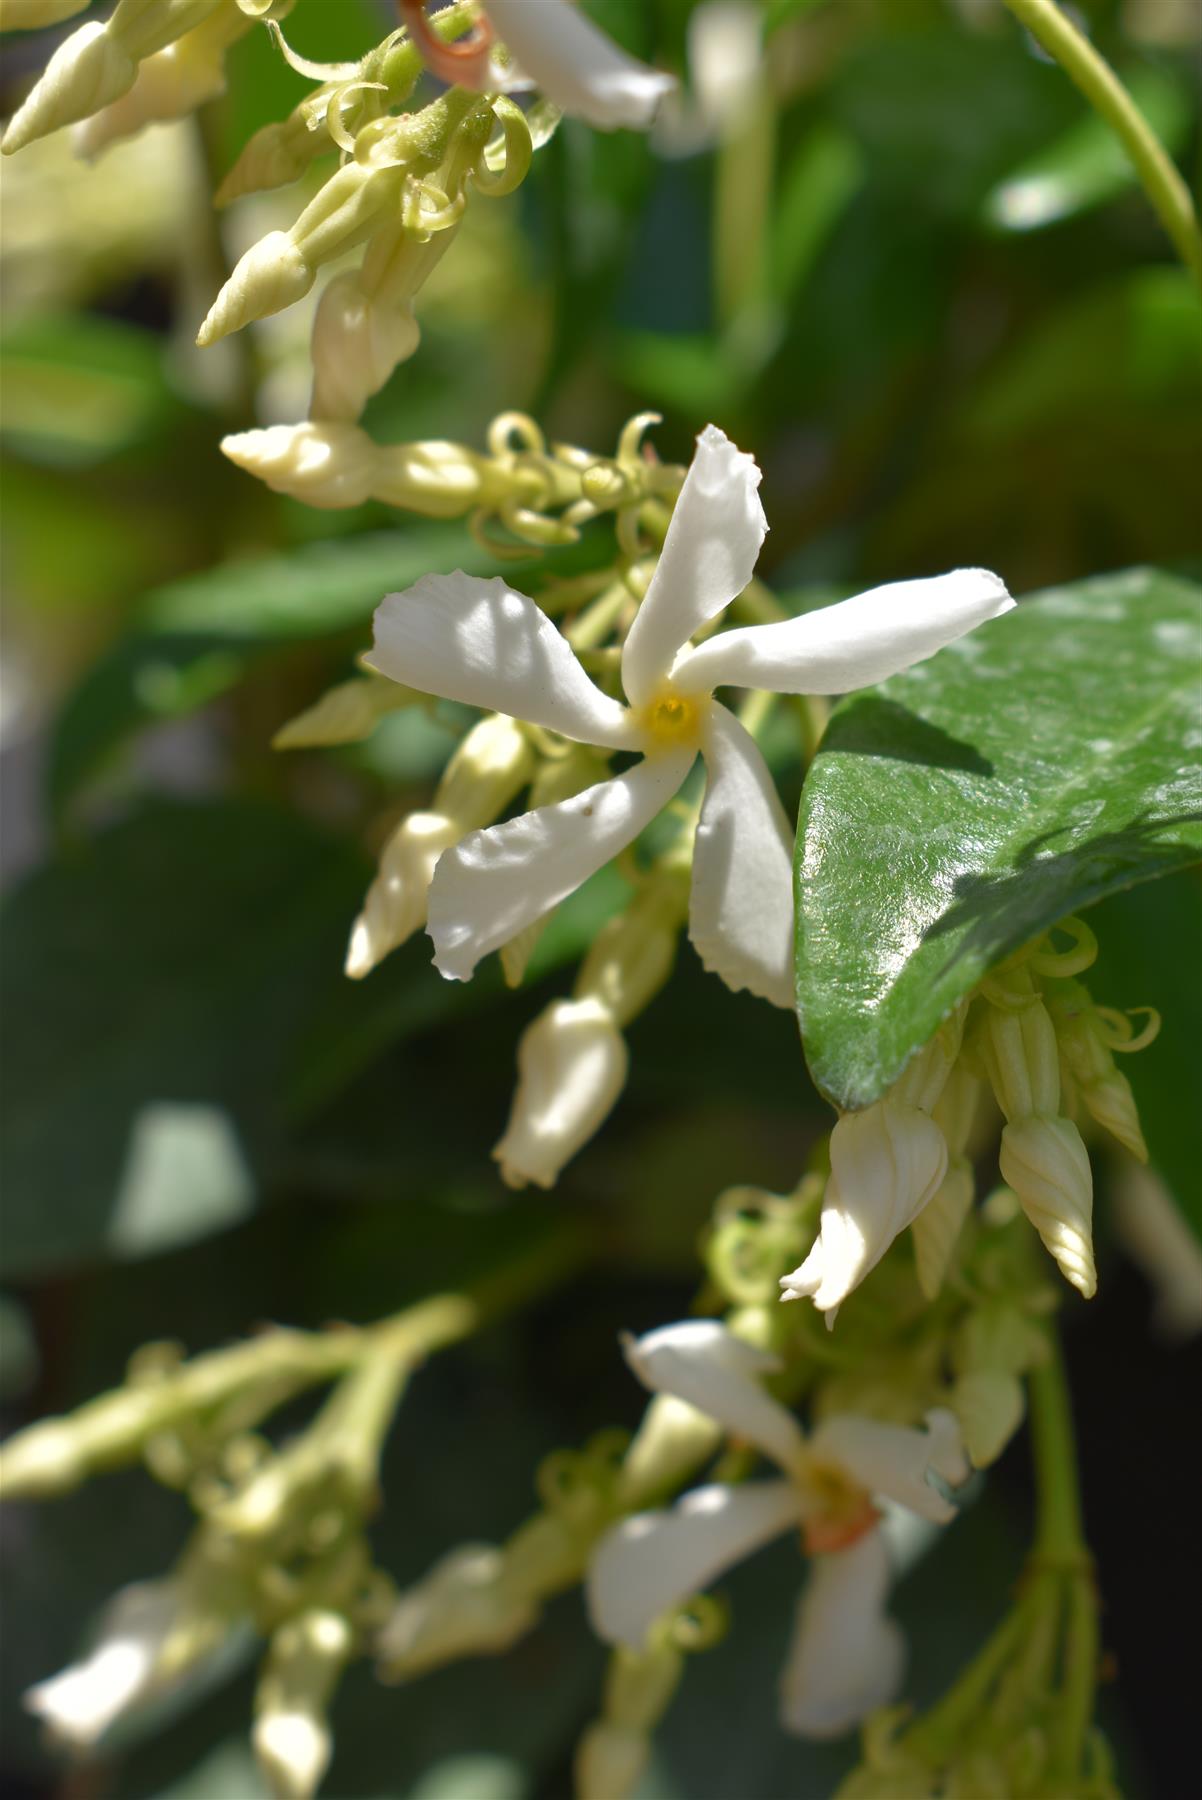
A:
[0, 314, 189, 467]
[47, 529, 524, 821]
[794, 568, 1202, 1109]
[982, 66, 1191, 234]
[0, 798, 369, 1278]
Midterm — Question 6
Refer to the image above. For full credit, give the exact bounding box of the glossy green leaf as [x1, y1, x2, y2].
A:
[794, 568, 1202, 1109]
[982, 66, 1190, 233]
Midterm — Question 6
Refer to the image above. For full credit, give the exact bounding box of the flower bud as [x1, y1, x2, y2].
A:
[575, 1722, 648, 1800]
[73, 7, 243, 159]
[376, 1544, 537, 1679]
[253, 1610, 352, 1800]
[910, 1156, 974, 1300]
[273, 674, 419, 750]
[493, 997, 629, 1189]
[3, 23, 137, 154]
[999, 1114, 1096, 1297]
[577, 879, 683, 1029]
[780, 1102, 948, 1320]
[1077, 1070, 1147, 1162]
[981, 996, 1060, 1121]
[1047, 981, 1149, 1161]
[221, 422, 381, 509]
[196, 229, 313, 346]
[309, 271, 421, 424]
[618, 1393, 723, 1508]
[952, 1369, 1024, 1468]
[892, 1004, 965, 1114]
[215, 112, 315, 206]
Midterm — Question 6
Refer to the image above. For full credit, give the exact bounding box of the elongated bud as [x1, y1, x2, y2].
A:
[577, 881, 683, 1029]
[952, 1369, 1025, 1468]
[347, 715, 532, 978]
[892, 1003, 965, 1114]
[253, 1610, 352, 1800]
[274, 674, 420, 750]
[1000, 1115, 1096, 1297]
[1077, 1070, 1147, 1162]
[3, 23, 137, 154]
[1046, 980, 1149, 1161]
[222, 423, 494, 515]
[197, 229, 313, 346]
[377, 1544, 537, 1678]
[493, 997, 629, 1189]
[310, 271, 421, 424]
[981, 997, 1060, 1121]
[932, 1065, 982, 1158]
[73, 7, 244, 159]
[618, 1393, 723, 1508]
[911, 1157, 974, 1299]
[215, 112, 314, 205]
[780, 1102, 948, 1320]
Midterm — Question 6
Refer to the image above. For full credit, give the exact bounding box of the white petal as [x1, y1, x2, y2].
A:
[779, 1530, 906, 1739]
[779, 1103, 947, 1319]
[689, 704, 795, 1008]
[427, 752, 694, 982]
[366, 573, 636, 750]
[812, 1410, 969, 1524]
[587, 1480, 800, 1648]
[24, 1581, 176, 1751]
[672, 568, 1014, 697]
[621, 426, 767, 707]
[624, 1320, 805, 1475]
[485, 0, 675, 130]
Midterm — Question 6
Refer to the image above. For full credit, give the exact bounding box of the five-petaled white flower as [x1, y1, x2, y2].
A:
[586, 1321, 970, 1739]
[367, 425, 1013, 1007]
[400, 0, 677, 132]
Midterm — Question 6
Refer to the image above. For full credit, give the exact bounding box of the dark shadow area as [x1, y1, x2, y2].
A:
[818, 695, 994, 777]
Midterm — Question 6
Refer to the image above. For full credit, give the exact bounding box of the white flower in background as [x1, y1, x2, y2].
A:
[367, 424, 1013, 1009]
[400, 0, 676, 132]
[587, 1321, 969, 1738]
[25, 1580, 181, 1750]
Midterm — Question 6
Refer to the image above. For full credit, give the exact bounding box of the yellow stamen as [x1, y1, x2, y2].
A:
[637, 686, 703, 749]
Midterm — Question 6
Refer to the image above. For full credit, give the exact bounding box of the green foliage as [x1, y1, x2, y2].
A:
[794, 569, 1202, 1109]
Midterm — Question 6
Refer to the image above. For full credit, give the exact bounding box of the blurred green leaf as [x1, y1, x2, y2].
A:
[982, 66, 1191, 233]
[47, 529, 524, 821]
[0, 798, 369, 1278]
[794, 569, 1202, 1108]
[771, 123, 864, 303]
[0, 314, 189, 467]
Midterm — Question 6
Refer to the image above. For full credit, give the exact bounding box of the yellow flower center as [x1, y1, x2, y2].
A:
[637, 686, 703, 750]
[798, 1460, 880, 1555]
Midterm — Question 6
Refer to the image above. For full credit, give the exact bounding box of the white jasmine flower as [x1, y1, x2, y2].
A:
[25, 1580, 180, 1750]
[587, 1321, 969, 1739]
[401, 0, 676, 132]
[367, 425, 1013, 1009]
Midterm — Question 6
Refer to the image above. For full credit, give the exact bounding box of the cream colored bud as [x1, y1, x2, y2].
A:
[274, 674, 418, 750]
[576, 883, 681, 1029]
[434, 712, 533, 826]
[502, 1508, 586, 1596]
[931, 1065, 983, 1158]
[1078, 1069, 1147, 1162]
[605, 1639, 686, 1731]
[575, 1723, 648, 1800]
[346, 812, 459, 979]
[618, 1393, 723, 1508]
[3, 23, 137, 154]
[952, 1369, 1025, 1468]
[892, 1003, 965, 1114]
[254, 1610, 351, 1800]
[197, 229, 313, 345]
[310, 272, 421, 424]
[0, 0, 91, 27]
[0, 1420, 83, 1499]
[73, 7, 242, 158]
[910, 1156, 974, 1299]
[215, 114, 313, 205]
[372, 440, 493, 517]
[981, 997, 1060, 1121]
[221, 423, 381, 509]
[377, 1545, 537, 1678]
[494, 997, 628, 1190]
[1000, 1114, 1096, 1297]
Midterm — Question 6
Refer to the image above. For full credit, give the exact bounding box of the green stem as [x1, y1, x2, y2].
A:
[905, 1590, 1034, 1761]
[1027, 1342, 1084, 1558]
[1001, 0, 1202, 286]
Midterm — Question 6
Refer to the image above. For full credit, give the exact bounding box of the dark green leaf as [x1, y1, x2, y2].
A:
[794, 568, 1202, 1109]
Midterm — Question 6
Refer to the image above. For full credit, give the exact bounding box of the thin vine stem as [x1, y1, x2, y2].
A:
[1001, 0, 1202, 287]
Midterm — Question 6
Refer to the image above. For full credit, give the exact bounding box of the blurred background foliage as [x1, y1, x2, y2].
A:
[0, 0, 1199, 1795]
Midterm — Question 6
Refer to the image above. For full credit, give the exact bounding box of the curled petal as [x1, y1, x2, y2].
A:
[780, 1103, 948, 1320]
[622, 425, 766, 706]
[367, 573, 637, 750]
[779, 1531, 906, 1739]
[690, 703, 794, 1009]
[428, 752, 695, 982]
[587, 1481, 800, 1649]
[811, 1410, 969, 1524]
[623, 1321, 805, 1475]
[672, 568, 1013, 698]
[484, 0, 676, 130]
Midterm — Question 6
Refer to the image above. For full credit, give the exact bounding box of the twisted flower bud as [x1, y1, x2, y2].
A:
[999, 1113, 1096, 1297]
[253, 1610, 352, 1800]
[221, 422, 496, 515]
